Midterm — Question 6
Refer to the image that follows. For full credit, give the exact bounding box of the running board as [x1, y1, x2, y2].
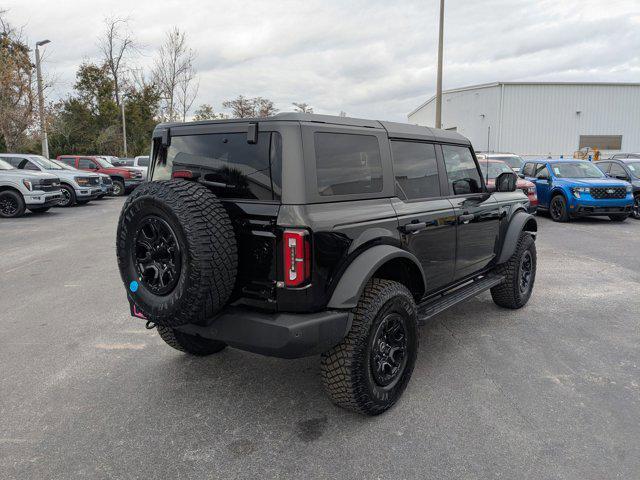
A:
[417, 274, 504, 325]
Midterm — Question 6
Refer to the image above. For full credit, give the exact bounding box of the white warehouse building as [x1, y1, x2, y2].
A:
[408, 82, 640, 158]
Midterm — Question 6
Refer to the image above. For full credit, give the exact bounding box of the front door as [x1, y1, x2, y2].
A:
[440, 144, 501, 280]
[390, 140, 456, 293]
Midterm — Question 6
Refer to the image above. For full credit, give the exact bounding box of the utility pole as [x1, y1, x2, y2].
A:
[121, 96, 128, 157]
[435, 0, 444, 129]
[35, 40, 51, 158]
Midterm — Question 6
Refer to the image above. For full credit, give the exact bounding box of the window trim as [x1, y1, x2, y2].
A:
[439, 143, 488, 197]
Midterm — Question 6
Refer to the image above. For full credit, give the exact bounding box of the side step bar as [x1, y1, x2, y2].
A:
[417, 274, 504, 325]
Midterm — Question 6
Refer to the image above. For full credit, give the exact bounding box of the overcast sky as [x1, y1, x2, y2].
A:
[3, 0, 639, 121]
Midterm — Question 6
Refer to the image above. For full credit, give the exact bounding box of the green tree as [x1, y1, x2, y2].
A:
[193, 103, 225, 121]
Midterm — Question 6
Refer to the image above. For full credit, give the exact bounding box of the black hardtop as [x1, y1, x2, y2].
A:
[154, 112, 470, 145]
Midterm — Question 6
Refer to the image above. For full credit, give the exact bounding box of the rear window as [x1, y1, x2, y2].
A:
[153, 132, 281, 201]
[314, 132, 382, 196]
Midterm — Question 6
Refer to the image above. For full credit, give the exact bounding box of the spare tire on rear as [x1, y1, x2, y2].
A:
[116, 180, 237, 326]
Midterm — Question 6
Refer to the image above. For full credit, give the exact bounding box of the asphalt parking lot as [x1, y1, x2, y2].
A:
[2, 198, 640, 480]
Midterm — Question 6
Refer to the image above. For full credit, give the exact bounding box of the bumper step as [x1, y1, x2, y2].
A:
[417, 274, 504, 325]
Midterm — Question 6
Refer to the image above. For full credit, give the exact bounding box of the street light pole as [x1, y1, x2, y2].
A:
[120, 97, 128, 157]
[35, 40, 51, 158]
[435, 0, 445, 129]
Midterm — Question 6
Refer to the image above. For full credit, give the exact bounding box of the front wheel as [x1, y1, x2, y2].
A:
[0, 190, 26, 218]
[491, 232, 537, 309]
[58, 184, 76, 207]
[321, 279, 418, 416]
[633, 195, 640, 220]
[157, 326, 227, 356]
[112, 179, 125, 196]
[549, 194, 570, 222]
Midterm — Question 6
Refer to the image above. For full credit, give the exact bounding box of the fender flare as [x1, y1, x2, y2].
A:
[327, 245, 426, 310]
[496, 211, 537, 264]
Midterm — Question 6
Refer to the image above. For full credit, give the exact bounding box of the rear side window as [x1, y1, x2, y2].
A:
[535, 164, 550, 179]
[441, 145, 482, 195]
[315, 133, 382, 196]
[391, 141, 440, 200]
[596, 162, 610, 174]
[59, 157, 76, 167]
[522, 163, 535, 176]
[155, 132, 280, 201]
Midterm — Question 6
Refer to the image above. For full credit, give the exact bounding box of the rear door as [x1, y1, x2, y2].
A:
[441, 144, 500, 280]
[390, 140, 456, 292]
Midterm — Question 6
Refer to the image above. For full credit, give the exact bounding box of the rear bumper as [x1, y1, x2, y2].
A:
[152, 306, 351, 359]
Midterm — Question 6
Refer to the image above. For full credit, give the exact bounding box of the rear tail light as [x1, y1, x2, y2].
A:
[283, 229, 311, 287]
[172, 170, 194, 179]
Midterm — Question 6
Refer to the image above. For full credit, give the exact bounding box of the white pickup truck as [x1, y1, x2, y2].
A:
[0, 158, 62, 218]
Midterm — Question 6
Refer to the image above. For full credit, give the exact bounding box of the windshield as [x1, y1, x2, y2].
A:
[96, 158, 113, 168]
[30, 156, 63, 170]
[0, 159, 15, 170]
[551, 162, 605, 179]
[488, 155, 524, 169]
[626, 162, 640, 177]
[481, 161, 513, 179]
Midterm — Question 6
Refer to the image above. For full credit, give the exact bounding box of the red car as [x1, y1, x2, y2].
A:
[57, 155, 144, 196]
[480, 159, 538, 212]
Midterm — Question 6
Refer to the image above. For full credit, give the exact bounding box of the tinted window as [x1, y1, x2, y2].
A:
[59, 157, 76, 167]
[596, 162, 611, 174]
[79, 158, 97, 169]
[2, 157, 22, 167]
[137, 157, 150, 167]
[391, 141, 440, 200]
[441, 145, 482, 195]
[609, 163, 628, 179]
[156, 132, 280, 201]
[535, 164, 550, 179]
[522, 163, 535, 177]
[315, 133, 382, 196]
[22, 160, 40, 171]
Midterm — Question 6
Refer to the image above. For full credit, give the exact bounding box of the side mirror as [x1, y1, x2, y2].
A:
[495, 172, 517, 192]
[518, 173, 525, 179]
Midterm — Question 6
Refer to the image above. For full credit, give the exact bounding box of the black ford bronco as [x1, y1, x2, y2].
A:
[116, 113, 537, 415]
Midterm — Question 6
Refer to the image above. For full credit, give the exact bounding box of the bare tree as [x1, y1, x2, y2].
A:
[292, 102, 313, 113]
[176, 62, 198, 122]
[222, 95, 278, 118]
[152, 27, 197, 122]
[99, 16, 136, 107]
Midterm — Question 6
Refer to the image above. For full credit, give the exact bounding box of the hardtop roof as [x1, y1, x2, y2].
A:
[155, 112, 470, 145]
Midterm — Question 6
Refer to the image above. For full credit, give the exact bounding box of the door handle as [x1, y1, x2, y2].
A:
[400, 222, 427, 233]
[459, 213, 475, 223]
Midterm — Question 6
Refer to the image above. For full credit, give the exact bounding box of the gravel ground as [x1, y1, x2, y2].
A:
[1, 197, 639, 479]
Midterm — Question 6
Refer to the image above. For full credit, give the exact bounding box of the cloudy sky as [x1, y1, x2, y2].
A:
[3, 0, 639, 121]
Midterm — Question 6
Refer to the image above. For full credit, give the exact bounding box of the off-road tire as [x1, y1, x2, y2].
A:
[117, 180, 237, 327]
[609, 213, 629, 222]
[156, 325, 227, 356]
[58, 184, 76, 207]
[491, 232, 536, 309]
[112, 179, 125, 196]
[28, 207, 51, 213]
[549, 194, 570, 222]
[320, 279, 418, 416]
[0, 190, 26, 218]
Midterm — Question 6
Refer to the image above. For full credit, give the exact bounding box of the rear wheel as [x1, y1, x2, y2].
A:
[156, 326, 226, 356]
[0, 190, 26, 218]
[112, 179, 125, 196]
[491, 232, 536, 309]
[321, 279, 418, 416]
[58, 184, 76, 207]
[609, 213, 629, 222]
[549, 194, 570, 222]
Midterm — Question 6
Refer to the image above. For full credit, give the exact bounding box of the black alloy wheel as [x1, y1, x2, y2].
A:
[133, 216, 182, 295]
[633, 196, 640, 220]
[519, 250, 533, 294]
[370, 313, 409, 388]
[550, 195, 568, 222]
[0, 193, 20, 217]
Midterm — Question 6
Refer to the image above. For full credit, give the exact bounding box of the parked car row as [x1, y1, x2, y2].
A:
[0, 153, 144, 218]
[478, 151, 638, 222]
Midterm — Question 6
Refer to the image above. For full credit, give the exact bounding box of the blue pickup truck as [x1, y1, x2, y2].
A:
[522, 159, 633, 222]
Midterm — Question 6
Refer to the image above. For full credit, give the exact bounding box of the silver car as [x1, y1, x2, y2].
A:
[0, 154, 102, 207]
[0, 158, 62, 217]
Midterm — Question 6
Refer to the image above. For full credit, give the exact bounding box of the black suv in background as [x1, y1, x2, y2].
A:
[596, 158, 640, 218]
[116, 113, 537, 415]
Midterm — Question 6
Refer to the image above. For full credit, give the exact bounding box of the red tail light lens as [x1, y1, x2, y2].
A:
[283, 229, 311, 287]
[172, 170, 194, 179]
